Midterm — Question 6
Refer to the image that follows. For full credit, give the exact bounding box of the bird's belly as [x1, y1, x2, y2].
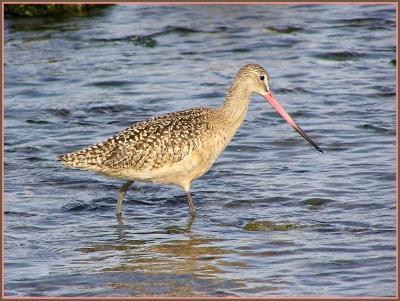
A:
[106, 145, 221, 188]
[152, 141, 227, 186]
[99, 132, 230, 188]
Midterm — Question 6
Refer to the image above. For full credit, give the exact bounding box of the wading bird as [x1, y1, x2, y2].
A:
[59, 64, 322, 217]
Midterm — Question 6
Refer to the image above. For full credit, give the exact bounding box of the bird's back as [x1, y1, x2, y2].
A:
[58, 107, 219, 173]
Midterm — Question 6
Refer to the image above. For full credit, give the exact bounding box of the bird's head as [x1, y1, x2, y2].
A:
[237, 64, 323, 153]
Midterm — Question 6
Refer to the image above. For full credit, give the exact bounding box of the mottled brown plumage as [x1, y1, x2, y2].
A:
[59, 64, 322, 217]
[59, 107, 216, 171]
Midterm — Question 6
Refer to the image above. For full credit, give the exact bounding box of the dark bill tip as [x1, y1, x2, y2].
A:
[294, 126, 323, 153]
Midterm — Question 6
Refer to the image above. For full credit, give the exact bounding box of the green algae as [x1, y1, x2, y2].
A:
[5, 4, 113, 18]
[243, 220, 300, 232]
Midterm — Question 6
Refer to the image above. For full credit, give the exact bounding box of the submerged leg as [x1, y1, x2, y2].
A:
[116, 180, 134, 215]
[185, 189, 196, 217]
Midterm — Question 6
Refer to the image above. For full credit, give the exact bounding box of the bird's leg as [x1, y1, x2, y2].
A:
[185, 190, 196, 217]
[116, 180, 134, 216]
[184, 214, 195, 231]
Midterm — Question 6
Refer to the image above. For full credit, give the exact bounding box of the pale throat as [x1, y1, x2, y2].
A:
[220, 82, 253, 126]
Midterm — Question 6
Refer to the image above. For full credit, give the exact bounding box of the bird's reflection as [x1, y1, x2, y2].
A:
[80, 215, 228, 277]
[115, 211, 194, 236]
[75, 208, 291, 296]
[165, 214, 195, 234]
[77, 213, 230, 295]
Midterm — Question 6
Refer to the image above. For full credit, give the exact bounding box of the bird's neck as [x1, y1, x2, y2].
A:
[219, 82, 252, 129]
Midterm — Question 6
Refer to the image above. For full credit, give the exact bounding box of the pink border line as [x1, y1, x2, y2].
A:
[3, 297, 398, 300]
[1, 1, 398, 300]
[2, 2, 5, 300]
[396, 2, 399, 300]
[1, 1, 399, 5]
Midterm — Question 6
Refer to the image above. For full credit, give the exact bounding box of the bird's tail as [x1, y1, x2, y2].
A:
[57, 145, 104, 170]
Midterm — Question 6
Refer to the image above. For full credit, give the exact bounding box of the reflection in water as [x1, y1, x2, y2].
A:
[78, 215, 240, 296]
[166, 214, 195, 234]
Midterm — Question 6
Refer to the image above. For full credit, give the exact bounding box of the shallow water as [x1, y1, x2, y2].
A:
[4, 4, 396, 297]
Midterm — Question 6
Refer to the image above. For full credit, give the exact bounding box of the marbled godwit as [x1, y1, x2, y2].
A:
[58, 64, 323, 217]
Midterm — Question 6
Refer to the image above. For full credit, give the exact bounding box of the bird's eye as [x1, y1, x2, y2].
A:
[259, 75, 265, 81]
